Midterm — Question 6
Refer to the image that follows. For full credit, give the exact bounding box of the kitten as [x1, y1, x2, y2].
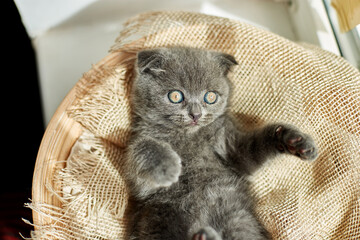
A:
[123, 47, 318, 240]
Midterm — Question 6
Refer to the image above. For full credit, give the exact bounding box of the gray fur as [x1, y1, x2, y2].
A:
[122, 47, 318, 240]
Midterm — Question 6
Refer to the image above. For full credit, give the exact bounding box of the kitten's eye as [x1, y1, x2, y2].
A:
[168, 90, 184, 104]
[204, 91, 218, 104]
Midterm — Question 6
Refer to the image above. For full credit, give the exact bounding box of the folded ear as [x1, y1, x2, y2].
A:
[137, 49, 165, 75]
[215, 52, 238, 75]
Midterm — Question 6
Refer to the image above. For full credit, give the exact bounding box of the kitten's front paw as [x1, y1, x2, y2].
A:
[150, 151, 182, 187]
[137, 142, 182, 188]
[275, 125, 318, 161]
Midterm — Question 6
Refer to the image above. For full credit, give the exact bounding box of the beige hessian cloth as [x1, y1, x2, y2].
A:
[28, 11, 360, 239]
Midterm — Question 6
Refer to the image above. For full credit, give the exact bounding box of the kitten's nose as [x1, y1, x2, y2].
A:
[189, 113, 202, 122]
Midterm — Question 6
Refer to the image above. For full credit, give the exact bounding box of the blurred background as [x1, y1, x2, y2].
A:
[2, 0, 359, 239]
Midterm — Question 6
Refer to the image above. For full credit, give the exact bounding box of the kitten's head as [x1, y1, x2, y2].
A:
[132, 47, 237, 132]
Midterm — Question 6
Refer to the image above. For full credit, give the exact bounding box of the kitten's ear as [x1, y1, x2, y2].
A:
[137, 49, 165, 75]
[215, 53, 238, 75]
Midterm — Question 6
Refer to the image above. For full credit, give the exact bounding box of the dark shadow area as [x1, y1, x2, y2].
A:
[0, 1, 45, 238]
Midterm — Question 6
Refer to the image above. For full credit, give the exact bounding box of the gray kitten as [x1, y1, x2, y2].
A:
[123, 47, 318, 240]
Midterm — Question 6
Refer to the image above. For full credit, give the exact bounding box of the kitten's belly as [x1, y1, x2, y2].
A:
[151, 161, 251, 214]
[184, 169, 249, 204]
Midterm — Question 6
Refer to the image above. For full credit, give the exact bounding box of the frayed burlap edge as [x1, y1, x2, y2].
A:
[26, 131, 130, 239]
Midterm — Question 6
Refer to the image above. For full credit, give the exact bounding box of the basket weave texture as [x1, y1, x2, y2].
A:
[29, 11, 360, 239]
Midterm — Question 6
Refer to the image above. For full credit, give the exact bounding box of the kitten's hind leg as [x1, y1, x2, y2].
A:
[192, 226, 222, 240]
[191, 218, 267, 240]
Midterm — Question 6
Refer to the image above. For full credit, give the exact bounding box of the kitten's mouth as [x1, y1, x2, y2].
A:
[182, 116, 213, 128]
[186, 118, 211, 127]
[189, 121, 199, 126]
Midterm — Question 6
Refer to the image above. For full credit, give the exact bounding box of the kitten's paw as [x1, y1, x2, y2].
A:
[192, 227, 222, 240]
[137, 144, 181, 188]
[150, 151, 182, 187]
[133, 138, 182, 188]
[275, 125, 318, 161]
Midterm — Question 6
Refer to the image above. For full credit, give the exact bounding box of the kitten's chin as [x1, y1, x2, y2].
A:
[183, 121, 210, 133]
[184, 125, 202, 134]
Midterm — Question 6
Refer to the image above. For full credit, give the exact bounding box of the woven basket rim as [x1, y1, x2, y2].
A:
[32, 51, 127, 228]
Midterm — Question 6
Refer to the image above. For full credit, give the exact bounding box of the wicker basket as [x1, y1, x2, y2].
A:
[31, 11, 360, 240]
[32, 51, 128, 230]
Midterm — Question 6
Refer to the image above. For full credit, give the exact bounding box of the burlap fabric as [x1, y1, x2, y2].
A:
[28, 11, 360, 239]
